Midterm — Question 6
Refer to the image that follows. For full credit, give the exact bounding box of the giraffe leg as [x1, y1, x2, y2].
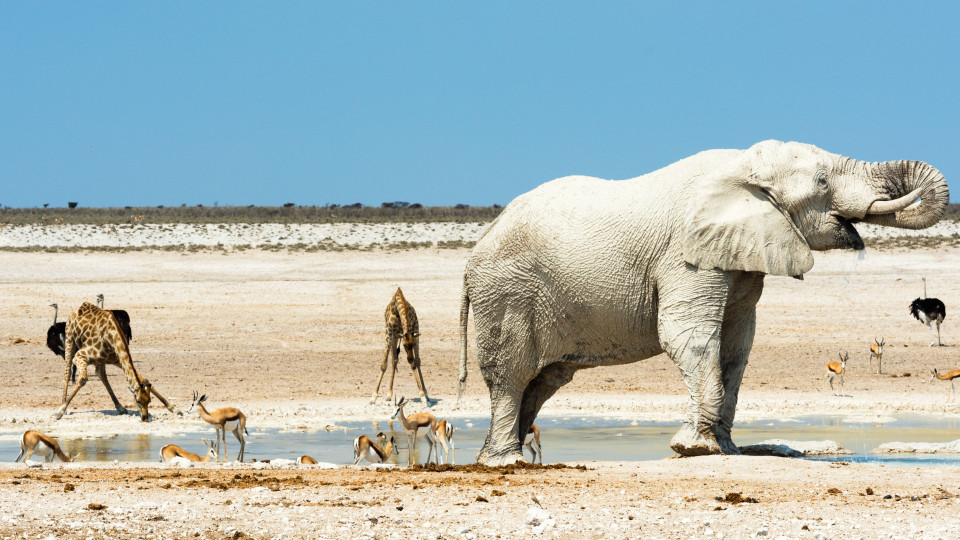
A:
[61, 334, 77, 405]
[410, 343, 430, 404]
[96, 364, 127, 414]
[370, 334, 396, 404]
[386, 340, 400, 406]
[55, 351, 92, 419]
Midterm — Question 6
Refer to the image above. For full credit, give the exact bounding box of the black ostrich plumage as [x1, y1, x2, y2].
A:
[910, 297, 946, 323]
[46, 322, 66, 357]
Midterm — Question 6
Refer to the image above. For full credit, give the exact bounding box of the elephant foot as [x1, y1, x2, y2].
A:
[715, 425, 740, 455]
[670, 422, 732, 456]
[475, 443, 526, 466]
[478, 452, 526, 467]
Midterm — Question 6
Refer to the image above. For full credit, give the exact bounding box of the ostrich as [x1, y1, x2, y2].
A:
[46, 298, 134, 383]
[45, 303, 66, 357]
[910, 277, 946, 346]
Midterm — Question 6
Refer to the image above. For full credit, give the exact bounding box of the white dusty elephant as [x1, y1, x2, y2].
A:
[457, 140, 948, 465]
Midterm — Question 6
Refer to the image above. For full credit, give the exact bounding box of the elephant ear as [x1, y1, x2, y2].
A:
[683, 167, 814, 278]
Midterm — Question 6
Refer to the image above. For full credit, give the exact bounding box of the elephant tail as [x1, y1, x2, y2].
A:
[456, 277, 470, 404]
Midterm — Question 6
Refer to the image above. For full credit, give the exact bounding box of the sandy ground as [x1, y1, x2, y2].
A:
[2, 237, 960, 538]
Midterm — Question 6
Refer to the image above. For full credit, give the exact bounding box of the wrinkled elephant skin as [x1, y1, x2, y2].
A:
[457, 140, 948, 465]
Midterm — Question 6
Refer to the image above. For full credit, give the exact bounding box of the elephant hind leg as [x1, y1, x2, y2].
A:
[517, 364, 577, 452]
[476, 377, 527, 466]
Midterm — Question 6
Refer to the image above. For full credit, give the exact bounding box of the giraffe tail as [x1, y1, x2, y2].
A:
[457, 276, 470, 404]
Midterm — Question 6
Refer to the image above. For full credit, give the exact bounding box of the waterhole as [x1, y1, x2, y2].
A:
[3, 414, 959, 467]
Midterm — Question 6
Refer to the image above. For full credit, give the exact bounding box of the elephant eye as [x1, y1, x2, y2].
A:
[816, 170, 828, 189]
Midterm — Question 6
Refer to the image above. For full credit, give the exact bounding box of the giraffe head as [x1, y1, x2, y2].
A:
[401, 331, 420, 363]
[132, 379, 152, 421]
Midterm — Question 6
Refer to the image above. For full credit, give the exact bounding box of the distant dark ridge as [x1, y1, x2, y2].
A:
[943, 203, 960, 221]
[2, 202, 957, 225]
[0, 204, 503, 225]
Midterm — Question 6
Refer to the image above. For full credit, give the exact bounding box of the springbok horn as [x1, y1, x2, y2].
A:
[866, 187, 924, 214]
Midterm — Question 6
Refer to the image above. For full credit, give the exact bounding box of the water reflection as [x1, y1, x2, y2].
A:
[4, 414, 960, 467]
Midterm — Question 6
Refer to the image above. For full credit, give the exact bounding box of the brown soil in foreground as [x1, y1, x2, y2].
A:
[1, 458, 958, 538]
[1, 247, 960, 537]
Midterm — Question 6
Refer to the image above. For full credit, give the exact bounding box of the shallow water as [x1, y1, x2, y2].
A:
[3, 414, 959, 467]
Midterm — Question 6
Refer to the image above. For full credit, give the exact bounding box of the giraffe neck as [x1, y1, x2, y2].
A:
[107, 315, 143, 392]
[394, 288, 412, 335]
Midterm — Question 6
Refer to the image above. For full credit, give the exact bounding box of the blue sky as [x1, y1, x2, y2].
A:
[1, 3, 957, 208]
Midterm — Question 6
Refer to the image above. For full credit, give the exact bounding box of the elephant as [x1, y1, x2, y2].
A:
[456, 140, 949, 465]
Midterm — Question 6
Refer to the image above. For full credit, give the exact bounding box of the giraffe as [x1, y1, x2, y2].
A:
[55, 302, 179, 421]
[370, 287, 430, 405]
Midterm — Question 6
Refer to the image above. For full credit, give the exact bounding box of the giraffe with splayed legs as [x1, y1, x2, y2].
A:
[370, 288, 430, 405]
[55, 302, 179, 421]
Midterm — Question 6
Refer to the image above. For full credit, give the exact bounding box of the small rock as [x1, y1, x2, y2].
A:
[756, 527, 769, 537]
[456, 526, 471, 535]
[525, 507, 552, 527]
[533, 519, 556, 534]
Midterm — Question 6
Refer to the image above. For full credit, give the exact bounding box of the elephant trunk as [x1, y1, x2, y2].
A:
[859, 160, 949, 229]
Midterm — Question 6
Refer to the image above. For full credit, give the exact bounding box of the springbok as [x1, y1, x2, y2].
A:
[297, 455, 319, 465]
[160, 439, 217, 462]
[353, 433, 399, 465]
[188, 391, 248, 462]
[931, 368, 960, 402]
[15, 430, 72, 463]
[391, 396, 438, 465]
[869, 337, 885, 374]
[523, 424, 542, 464]
[825, 352, 848, 396]
[430, 420, 455, 465]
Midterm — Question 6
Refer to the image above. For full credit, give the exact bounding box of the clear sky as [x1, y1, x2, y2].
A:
[2, 3, 957, 208]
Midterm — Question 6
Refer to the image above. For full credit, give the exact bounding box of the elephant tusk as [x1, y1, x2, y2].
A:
[866, 187, 924, 215]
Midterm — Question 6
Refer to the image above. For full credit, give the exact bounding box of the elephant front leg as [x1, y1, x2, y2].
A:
[715, 273, 763, 454]
[658, 271, 731, 456]
[716, 312, 756, 455]
[666, 328, 725, 456]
